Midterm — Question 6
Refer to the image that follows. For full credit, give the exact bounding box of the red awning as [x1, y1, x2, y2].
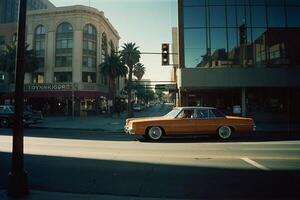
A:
[1, 91, 108, 99]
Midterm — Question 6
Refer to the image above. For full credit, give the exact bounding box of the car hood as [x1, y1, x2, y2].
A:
[126, 116, 171, 123]
[226, 116, 254, 121]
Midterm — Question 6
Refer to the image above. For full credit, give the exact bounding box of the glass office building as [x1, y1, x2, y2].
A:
[183, 0, 300, 68]
[177, 0, 300, 124]
[0, 0, 54, 23]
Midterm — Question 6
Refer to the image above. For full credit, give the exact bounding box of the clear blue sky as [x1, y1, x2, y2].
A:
[50, 0, 178, 81]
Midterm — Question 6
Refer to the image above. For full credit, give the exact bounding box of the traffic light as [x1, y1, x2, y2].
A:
[239, 24, 247, 45]
[161, 43, 170, 65]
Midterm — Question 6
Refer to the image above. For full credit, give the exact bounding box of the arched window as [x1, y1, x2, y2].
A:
[101, 32, 108, 63]
[33, 25, 46, 83]
[82, 24, 97, 69]
[101, 32, 108, 85]
[109, 40, 115, 55]
[55, 22, 73, 69]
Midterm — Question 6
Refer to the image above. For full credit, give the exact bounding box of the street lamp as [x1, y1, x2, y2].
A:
[8, 0, 29, 197]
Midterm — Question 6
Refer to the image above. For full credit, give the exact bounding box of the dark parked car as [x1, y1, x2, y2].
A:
[25, 105, 43, 123]
[0, 105, 35, 128]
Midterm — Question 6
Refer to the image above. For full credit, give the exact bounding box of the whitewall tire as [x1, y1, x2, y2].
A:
[147, 126, 163, 141]
[218, 126, 232, 139]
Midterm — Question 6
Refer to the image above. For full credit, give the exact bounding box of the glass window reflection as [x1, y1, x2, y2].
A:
[236, 6, 247, 26]
[209, 0, 225, 5]
[287, 7, 300, 27]
[251, 6, 267, 27]
[183, 0, 206, 6]
[250, 0, 265, 5]
[184, 7, 206, 27]
[210, 6, 226, 27]
[210, 28, 227, 52]
[184, 29, 207, 68]
[285, 0, 300, 5]
[268, 6, 286, 27]
[266, 0, 285, 5]
[227, 6, 237, 27]
[182, 0, 300, 68]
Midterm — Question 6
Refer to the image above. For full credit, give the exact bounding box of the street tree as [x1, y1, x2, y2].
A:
[133, 62, 145, 81]
[0, 39, 39, 83]
[100, 53, 128, 111]
[136, 88, 155, 104]
[120, 42, 140, 117]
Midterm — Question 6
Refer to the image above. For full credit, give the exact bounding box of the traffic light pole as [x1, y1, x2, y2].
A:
[8, 0, 29, 197]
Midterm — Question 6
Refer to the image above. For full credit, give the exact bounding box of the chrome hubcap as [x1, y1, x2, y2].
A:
[149, 127, 162, 140]
[219, 126, 231, 139]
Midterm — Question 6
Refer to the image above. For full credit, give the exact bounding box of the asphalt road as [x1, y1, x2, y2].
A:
[1, 128, 300, 199]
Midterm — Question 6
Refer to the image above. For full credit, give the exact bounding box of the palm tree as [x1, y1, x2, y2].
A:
[133, 62, 145, 81]
[100, 53, 128, 112]
[0, 39, 39, 83]
[120, 42, 141, 117]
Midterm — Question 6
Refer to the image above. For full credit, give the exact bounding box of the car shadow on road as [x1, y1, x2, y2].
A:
[1, 152, 300, 199]
[138, 133, 300, 143]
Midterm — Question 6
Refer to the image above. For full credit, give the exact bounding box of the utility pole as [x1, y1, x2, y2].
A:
[8, 0, 29, 197]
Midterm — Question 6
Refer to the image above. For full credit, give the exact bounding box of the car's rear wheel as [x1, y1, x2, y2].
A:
[0, 118, 9, 128]
[147, 126, 163, 141]
[218, 126, 232, 139]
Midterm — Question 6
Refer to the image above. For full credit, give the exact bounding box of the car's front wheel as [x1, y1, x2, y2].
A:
[218, 126, 232, 139]
[0, 118, 10, 128]
[147, 126, 163, 141]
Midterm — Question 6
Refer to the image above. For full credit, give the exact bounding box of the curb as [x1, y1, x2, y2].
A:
[27, 126, 124, 133]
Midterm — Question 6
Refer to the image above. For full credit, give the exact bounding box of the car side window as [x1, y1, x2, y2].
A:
[208, 109, 216, 118]
[178, 109, 193, 119]
[195, 109, 209, 119]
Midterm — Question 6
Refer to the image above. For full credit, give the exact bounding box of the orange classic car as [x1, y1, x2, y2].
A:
[124, 107, 256, 141]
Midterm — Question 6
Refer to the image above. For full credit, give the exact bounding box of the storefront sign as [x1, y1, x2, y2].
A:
[25, 84, 73, 91]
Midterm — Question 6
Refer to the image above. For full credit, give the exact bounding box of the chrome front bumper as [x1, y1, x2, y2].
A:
[124, 126, 135, 135]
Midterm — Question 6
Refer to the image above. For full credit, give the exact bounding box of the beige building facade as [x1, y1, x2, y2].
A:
[1, 5, 126, 116]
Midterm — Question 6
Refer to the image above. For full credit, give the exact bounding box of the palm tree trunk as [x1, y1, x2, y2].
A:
[112, 77, 116, 115]
[127, 66, 133, 118]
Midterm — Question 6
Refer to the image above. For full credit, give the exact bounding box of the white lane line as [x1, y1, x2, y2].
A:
[241, 157, 271, 171]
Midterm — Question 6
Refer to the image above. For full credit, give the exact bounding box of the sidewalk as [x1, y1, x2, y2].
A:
[29, 113, 300, 133]
[0, 190, 188, 200]
[30, 114, 127, 132]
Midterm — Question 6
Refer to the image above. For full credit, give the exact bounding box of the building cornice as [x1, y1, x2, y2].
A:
[27, 5, 120, 39]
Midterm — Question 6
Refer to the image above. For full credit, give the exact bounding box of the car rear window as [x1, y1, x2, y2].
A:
[211, 109, 225, 117]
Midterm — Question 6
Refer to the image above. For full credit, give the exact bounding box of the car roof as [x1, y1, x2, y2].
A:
[176, 106, 216, 110]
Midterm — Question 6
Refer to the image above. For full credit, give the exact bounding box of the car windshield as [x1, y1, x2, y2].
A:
[164, 108, 181, 118]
